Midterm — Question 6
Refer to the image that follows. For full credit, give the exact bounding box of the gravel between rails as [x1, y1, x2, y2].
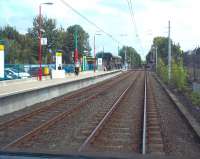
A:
[84, 71, 144, 153]
[150, 72, 200, 157]
[6, 71, 140, 153]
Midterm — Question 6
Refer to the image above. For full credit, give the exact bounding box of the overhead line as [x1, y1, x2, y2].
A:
[60, 0, 120, 44]
[126, 0, 145, 53]
[126, 0, 138, 36]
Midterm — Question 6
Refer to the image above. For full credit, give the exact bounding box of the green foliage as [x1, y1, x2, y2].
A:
[147, 36, 183, 64]
[28, 20, 91, 64]
[148, 36, 199, 108]
[157, 58, 187, 90]
[157, 58, 168, 83]
[171, 59, 187, 90]
[0, 17, 91, 64]
[0, 25, 36, 64]
[153, 36, 169, 63]
[66, 25, 91, 58]
[190, 92, 200, 106]
[147, 36, 187, 91]
[119, 46, 141, 67]
[27, 16, 60, 63]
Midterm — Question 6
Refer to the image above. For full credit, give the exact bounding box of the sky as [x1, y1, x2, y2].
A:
[0, 0, 200, 60]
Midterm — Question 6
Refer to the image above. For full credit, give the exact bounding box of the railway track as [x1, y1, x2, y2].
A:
[0, 70, 166, 154]
[77, 71, 143, 153]
[1, 70, 199, 156]
[144, 72, 164, 154]
[76, 71, 165, 154]
[0, 71, 136, 150]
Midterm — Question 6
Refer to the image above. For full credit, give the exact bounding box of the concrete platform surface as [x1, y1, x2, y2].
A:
[0, 70, 121, 116]
[0, 70, 115, 98]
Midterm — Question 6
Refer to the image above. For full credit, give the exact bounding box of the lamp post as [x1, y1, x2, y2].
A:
[74, 29, 78, 64]
[38, 2, 53, 81]
[93, 35, 96, 72]
[93, 33, 102, 72]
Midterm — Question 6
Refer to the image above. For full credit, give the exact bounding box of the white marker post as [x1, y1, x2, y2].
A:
[0, 44, 4, 78]
[51, 51, 65, 79]
[56, 52, 62, 70]
[97, 58, 103, 70]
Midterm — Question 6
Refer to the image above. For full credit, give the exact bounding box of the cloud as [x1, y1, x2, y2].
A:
[1, 0, 200, 60]
[129, 0, 200, 58]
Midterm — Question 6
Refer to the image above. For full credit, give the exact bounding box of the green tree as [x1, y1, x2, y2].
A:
[19, 35, 36, 64]
[157, 58, 168, 83]
[0, 25, 34, 64]
[66, 25, 91, 63]
[119, 46, 141, 67]
[27, 16, 59, 63]
[152, 36, 182, 64]
[171, 59, 187, 90]
[53, 27, 68, 63]
[149, 36, 187, 90]
[1, 19, 91, 65]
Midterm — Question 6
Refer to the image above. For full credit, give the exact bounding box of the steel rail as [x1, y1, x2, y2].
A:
[142, 71, 147, 154]
[78, 75, 139, 152]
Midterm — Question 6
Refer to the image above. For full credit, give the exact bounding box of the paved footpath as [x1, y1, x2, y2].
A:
[0, 70, 112, 97]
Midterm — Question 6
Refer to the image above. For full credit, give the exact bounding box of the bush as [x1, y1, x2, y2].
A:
[157, 58, 188, 91]
[171, 59, 187, 91]
[157, 58, 168, 83]
[190, 92, 200, 106]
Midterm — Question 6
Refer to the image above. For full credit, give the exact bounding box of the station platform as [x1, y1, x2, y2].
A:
[0, 70, 122, 116]
[0, 70, 116, 97]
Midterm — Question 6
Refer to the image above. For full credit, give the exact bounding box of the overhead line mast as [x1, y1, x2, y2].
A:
[168, 20, 172, 81]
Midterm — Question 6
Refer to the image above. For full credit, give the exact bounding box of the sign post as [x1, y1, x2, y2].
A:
[97, 58, 103, 70]
[41, 37, 47, 45]
[51, 51, 65, 79]
[0, 44, 4, 78]
[82, 55, 87, 71]
[56, 52, 62, 70]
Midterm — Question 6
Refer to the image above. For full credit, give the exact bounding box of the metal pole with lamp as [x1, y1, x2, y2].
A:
[93, 33, 102, 72]
[38, 2, 53, 81]
[93, 35, 96, 72]
[74, 29, 79, 75]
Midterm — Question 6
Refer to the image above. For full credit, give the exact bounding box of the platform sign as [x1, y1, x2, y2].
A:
[41, 38, 47, 45]
[97, 58, 103, 70]
[56, 52, 62, 70]
[97, 58, 102, 66]
[82, 55, 87, 71]
[0, 44, 4, 78]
